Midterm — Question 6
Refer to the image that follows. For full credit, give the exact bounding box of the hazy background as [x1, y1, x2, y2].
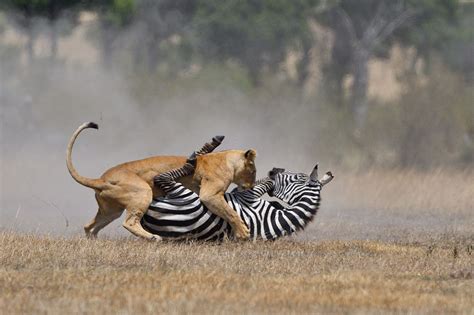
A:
[1, 0, 472, 240]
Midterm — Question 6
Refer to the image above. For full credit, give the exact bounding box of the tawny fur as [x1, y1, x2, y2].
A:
[66, 122, 256, 240]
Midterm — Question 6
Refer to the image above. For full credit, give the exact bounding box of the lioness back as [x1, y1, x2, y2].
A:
[99, 150, 252, 197]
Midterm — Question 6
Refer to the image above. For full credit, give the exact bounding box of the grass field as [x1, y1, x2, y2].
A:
[1, 231, 472, 314]
[1, 169, 473, 314]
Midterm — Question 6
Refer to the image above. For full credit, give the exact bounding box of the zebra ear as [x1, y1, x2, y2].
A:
[309, 164, 318, 181]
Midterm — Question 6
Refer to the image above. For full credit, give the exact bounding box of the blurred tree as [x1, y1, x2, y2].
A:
[2, 0, 82, 62]
[89, 0, 196, 72]
[436, 1, 474, 82]
[40, 0, 83, 61]
[87, 0, 137, 68]
[193, 0, 318, 86]
[130, 0, 196, 73]
[395, 66, 471, 168]
[2, 0, 40, 63]
[0, 14, 21, 102]
[319, 0, 458, 131]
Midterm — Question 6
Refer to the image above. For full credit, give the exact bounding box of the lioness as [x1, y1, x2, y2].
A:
[66, 122, 256, 240]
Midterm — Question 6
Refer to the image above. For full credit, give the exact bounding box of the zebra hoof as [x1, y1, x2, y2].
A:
[186, 153, 197, 167]
[212, 135, 225, 144]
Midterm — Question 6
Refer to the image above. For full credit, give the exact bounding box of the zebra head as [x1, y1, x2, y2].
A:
[270, 164, 334, 205]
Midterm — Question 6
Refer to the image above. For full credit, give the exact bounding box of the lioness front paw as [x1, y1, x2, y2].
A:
[234, 224, 250, 240]
[148, 235, 162, 242]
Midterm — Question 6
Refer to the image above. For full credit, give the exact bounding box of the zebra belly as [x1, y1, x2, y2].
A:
[142, 197, 231, 241]
[141, 193, 285, 241]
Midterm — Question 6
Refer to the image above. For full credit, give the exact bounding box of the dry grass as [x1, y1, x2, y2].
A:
[1, 169, 473, 314]
[307, 169, 474, 242]
[327, 168, 474, 217]
[1, 231, 472, 314]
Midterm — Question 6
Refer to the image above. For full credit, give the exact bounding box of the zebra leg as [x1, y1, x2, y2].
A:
[320, 172, 334, 186]
[193, 135, 225, 156]
[152, 135, 224, 193]
[154, 163, 195, 193]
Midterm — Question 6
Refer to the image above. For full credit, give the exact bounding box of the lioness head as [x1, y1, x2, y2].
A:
[234, 149, 257, 189]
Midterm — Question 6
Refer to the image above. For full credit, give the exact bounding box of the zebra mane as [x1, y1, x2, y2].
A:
[255, 177, 271, 185]
[230, 176, 272, 194]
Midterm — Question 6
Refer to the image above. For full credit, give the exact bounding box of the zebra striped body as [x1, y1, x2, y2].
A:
[141, 166, 324, 241]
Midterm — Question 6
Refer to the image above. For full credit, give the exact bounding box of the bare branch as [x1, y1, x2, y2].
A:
[363, 1, 387, 44]
[372, 8, 419, 48]
[358, 0, 421, 51]
[336, 7, 359, 48]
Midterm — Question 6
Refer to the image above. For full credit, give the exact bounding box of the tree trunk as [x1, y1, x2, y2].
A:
[333, 71, 345, 108]
[101, 26, 114, 70]
[244, 52, 262, 87]
[50, 19, 58, 61]
[146, 38, 160, 73]
[248, 66, 261, 87]
[25, 20, 34, 65]
[351, 48, 370, 131]
[297, 42, 311, 87]
[48, 1, 58, 62]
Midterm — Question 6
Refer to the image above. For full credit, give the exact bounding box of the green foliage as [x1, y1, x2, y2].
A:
[318, 0, 461, 112]
[1, 0, 472, 169]
[193, 0, 318, 85]
[0, 13, 21, 73]
[395, 0, 458, 56]
[321, 0, 460, 71]
[100, 0, 136, 27]
[3, 0, 83, 18]
[438, 2, 474, 81]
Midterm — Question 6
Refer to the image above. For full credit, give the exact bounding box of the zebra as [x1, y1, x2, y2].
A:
[141, 150, 333, 241]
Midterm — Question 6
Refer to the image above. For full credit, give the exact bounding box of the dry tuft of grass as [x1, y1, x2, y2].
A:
[310, 169, 474, 242]
[327, 168, 474, 217]
[1, 231, 472, 314]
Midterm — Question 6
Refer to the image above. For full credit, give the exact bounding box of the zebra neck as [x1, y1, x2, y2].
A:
[278, 192, 321, 227]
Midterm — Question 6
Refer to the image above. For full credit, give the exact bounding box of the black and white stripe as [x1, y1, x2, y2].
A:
[141, 166, 325, 241]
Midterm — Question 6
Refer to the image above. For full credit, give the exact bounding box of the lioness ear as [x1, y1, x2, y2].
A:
[244, 149, 257, 160]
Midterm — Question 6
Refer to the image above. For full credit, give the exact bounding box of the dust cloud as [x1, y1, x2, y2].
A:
[1, 16, 471, 240]
[0, 55, 326, 237]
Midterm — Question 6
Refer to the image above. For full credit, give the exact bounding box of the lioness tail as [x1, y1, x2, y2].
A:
[66, 122, 107, 190]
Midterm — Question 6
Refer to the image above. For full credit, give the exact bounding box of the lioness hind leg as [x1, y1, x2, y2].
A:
[92, 211, 123, 237]
[84, 207, 124, 238]
[84, 211, 99, 238]
[123, 203, 162, 241]
[120, 182, 161, 241]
